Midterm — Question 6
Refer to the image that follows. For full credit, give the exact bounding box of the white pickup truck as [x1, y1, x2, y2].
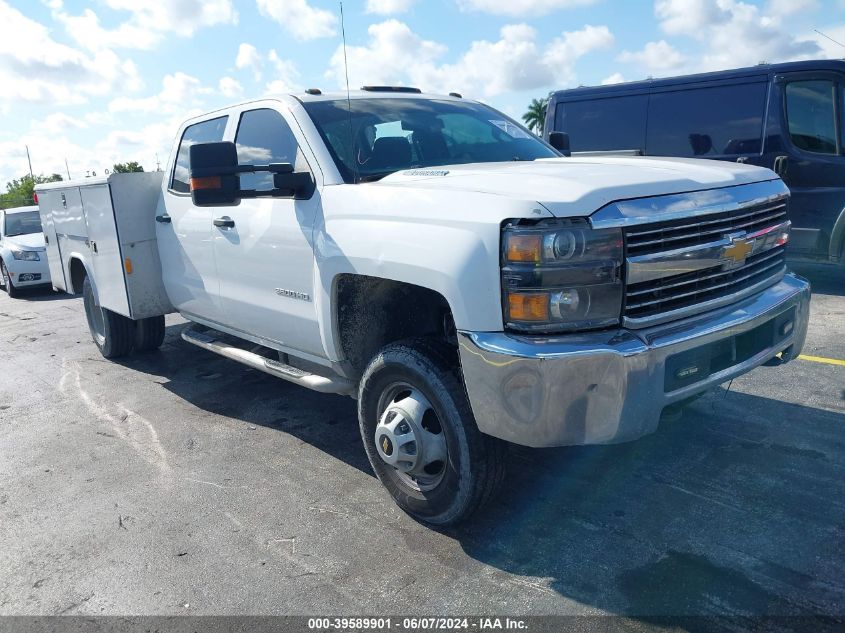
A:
[36, 88, 811, 526]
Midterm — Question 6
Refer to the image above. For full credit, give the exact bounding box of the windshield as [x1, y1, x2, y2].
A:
[303, 98, 559, 183]
[4, 211, 42, 237]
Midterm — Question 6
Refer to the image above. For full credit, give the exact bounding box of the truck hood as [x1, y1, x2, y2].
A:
[4, 233, 46, 251]
[377, 156, 779, 217]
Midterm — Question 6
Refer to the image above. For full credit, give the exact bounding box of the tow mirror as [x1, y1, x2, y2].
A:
[189, 142, 240, 206]
[548, 131, 571, 157]
[189, 141, 314, 207]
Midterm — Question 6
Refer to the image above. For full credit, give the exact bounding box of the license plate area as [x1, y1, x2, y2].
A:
[664, 307, 796, 393]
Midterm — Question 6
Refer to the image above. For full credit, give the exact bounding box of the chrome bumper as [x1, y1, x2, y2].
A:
[458, 273, 811, 448]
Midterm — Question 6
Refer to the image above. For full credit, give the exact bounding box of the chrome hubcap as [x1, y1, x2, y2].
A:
[375, 384, 448, 491]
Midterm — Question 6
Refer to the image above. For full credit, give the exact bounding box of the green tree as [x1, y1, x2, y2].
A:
[0, 173, 63, 209]
[112, 161, 144, 173]
[522, 98, 548, 135]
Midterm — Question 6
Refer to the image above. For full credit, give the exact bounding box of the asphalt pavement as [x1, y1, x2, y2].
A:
[0, 264, 842, 623]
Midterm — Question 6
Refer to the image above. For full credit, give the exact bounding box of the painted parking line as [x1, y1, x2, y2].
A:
[798, 354, 845, 367]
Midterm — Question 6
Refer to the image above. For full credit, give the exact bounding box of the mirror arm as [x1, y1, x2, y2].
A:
[191, 162, 295, 178]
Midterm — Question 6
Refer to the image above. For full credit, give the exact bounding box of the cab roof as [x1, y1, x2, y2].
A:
[550, 59, 845, 100]
[3, 205, 39, 214]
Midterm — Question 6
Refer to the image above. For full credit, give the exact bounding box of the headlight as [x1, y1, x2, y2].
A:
[11, 250, 40, 261]
[502, 219, 623, 332]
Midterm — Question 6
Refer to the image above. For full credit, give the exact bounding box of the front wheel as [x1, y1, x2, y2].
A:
[1, 261, 19, 298]
[358, 339, 506, 527]
[82, 275, 133, 358]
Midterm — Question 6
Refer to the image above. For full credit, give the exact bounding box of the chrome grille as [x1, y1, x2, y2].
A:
[622, 200, 789, 327]
[626, 201, 788, 257]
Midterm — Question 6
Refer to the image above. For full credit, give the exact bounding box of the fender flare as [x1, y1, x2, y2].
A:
[65, 254, 98, 299]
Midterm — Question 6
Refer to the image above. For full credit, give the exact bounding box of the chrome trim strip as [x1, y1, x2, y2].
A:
[626, 262, 785, 310]
[627, 247, 785, 297]
[625, 204, 785, 239]
[627, 208, 787, 249]
[590, 179, 789, 229]
[623, 268, 786, 328]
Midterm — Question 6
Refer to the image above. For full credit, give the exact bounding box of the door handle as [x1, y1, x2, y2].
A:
[213, 216, 235, 229]
[156, 214, 171, 223]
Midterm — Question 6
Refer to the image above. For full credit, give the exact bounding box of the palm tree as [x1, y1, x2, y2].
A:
[522, 98, 548, 135]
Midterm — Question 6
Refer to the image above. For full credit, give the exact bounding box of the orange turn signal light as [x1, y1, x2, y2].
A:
[190, 176, 222, 191]
[508, 292, 549, 321]
[124, 258, 133, 275]
[506, 234, 542, 263]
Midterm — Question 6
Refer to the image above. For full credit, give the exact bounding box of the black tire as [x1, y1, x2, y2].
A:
[134, 315, 165, 352]
[358, 338, 506, 527]
[1, 260, 19, 298]
[82, 275, 133, 358]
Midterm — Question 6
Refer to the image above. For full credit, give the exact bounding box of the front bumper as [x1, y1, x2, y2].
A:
[458, 273, 811, 448]
[6, 256, 51, 287]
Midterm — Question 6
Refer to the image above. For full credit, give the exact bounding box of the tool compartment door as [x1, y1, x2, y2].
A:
[80, 184, 130, 317]
[37, 189, 68, 291]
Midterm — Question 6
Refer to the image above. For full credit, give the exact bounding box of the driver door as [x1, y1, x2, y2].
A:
[211, 105, 324, 357]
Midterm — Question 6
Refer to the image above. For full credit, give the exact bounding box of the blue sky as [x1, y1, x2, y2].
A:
[1, 0, 843, 186]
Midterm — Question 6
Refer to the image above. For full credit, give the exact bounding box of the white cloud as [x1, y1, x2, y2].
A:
[54, 9, 159, 51]
[768, 0, 818, 16]
[218, 77, 244, 98]
[654, 0, 821, 71]
[103, 0, 237, 38]
[54, 0, 238, 51]
[327, 20, 446, 90]
[233, 44, 300, 93]
[618, 40, 686, 72]
[236, 43, 263, 80]
[0, 1, 141, 109]
[256, 0, 337, 40]
[265, 50, 301, 94]
[457, 0, 597, 16]
[601, 72, 626, 85]
[30, 113, 89, 134]
[327, 20, 612, 97]
[109, 72, 208, 114]
[366, 0, 416, 14]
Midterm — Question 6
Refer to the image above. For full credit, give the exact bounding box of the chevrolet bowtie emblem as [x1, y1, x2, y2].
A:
[722, 236, 753, 264]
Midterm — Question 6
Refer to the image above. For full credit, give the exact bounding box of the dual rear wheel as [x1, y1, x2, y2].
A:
[82, 275, 164, 359]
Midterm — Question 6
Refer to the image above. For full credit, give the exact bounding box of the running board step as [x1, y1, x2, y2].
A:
[182, 326, 355, 396]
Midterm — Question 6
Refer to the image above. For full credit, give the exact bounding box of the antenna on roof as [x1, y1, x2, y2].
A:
[340, 2, 358, 184]
[814, 28, 845, 49]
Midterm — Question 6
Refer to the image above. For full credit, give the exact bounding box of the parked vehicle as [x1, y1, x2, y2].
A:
[0, 205, 51, 298]
[545, 60, 845, 267]
[37, 88, 810, 526]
